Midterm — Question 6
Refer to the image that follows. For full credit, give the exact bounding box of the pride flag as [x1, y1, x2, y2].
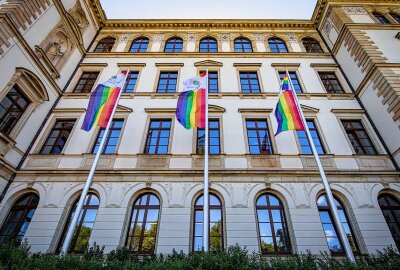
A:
[274, 73, 305, 135]
[81, 73, 126, 131]
[176, 73, 207, 129]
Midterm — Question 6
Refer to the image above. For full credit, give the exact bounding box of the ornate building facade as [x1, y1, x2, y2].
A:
[0, 0, 399, 256]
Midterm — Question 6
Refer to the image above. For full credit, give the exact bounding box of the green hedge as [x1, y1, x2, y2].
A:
[0, 241, 399, 270]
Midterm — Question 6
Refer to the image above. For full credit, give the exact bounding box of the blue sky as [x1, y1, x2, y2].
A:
[100, 0, 318, 20]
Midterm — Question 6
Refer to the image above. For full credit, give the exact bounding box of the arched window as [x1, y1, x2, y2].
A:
[234, 38, 253, 52]
[164, 37, 183, 52]
[317, 194, 359, 254]
[94, 37, 116, 53]
[0, 193, 39, 243]
[373, 12, 390, 24]
[126, 193, 160, 254]
[389, 13, 400, 23]
[199, 37, 218, 53]
[255, 193, 291, 254]
[378, 194, 400, 249]
[57, 193, 99, 253]
[130, 37, 149, 53]
[193, 193, 223, 251]
[268, 38, 288, 53]
[302, 37, 323, 53]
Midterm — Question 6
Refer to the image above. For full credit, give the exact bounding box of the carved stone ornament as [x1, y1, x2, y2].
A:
[120, 34, 132, 42]
[252, 33, 265, 42]
[286, 33, 298, 43]
[69, 0, 89, 30]
[342, 6, 367, 15]
[324, 19, 333, 35]
[220, 33, 230, 42]
[153, 34, 165, 42]
[188, 33, 197, 42]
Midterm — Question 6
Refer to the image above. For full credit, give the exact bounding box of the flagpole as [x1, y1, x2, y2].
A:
[60, 68, 130, 255]
[203, 68, 210, 252]
[285, 69, 356, 263]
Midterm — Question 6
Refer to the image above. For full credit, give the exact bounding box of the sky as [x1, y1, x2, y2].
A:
[99, 0, 318, 20]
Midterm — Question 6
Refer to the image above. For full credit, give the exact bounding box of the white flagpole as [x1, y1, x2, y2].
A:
[203, 68, 209, 251]
[285, 69, 356, 262]
[60, 68, 130, 255]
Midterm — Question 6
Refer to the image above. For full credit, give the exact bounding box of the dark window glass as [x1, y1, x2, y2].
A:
[341, 120, 377, 155]
[199, 37, 218, 52]
[0, 85, 30, 134]
[268, 38, 288, 53]
[0, 193, 39, 244]
[197, 119, 220, 154]
[317, 194, 359, 255]
[126, 193, 160, 254]
[389, 13, 400, 23]
[92, 120, 123, 154]
[156, 72, 178, 93]
[164, 37, 183, 53]
[302, 37, 323, 53]
[318, 72, 344, 93]
[94, 37, 116, 53]
[296, 120, 325, 154]
[240, 72, 261, 93]
[378, 194, 400, 250]
[40, 120, 75, 154]
[256, 194, 291, 254]
[373, 13, 390, 24]
[123, 72, 139, 93]
[234, 38, 253, 52]
[57, 193, 99, 253]
[144, 120, 171, 154]
[279, 72, 302, 93]
[200, 71, 218, 93]
[193, 193, 223, 251]
[73, 72, 99, 93]
[246, 119, 273, 154]
[130, 37, 149, 53]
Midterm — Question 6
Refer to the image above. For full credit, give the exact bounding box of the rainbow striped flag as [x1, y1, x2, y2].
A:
[81, 73, 126, 131]
[176, 73, 207, 129]
[274, 73, 305, 135]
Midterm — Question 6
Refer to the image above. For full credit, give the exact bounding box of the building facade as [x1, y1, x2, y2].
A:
[0, 0, 399, 256]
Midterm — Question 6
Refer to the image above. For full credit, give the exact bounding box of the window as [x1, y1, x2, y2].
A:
[278, 72, 302, 93]
[246, 119, 273, 154]
[126, 193, 160, 254]
[164, 37, 183, 52]
[193, 193, 223, 251]
[378, 194, 400, 250]
[373, 12, 390, 24]
[94, 37, 116, 53]
[130, 37, 149, 53]
[341, 120, 377, 155]
[0, 193, 39, 244]
[389, 13, 400, 23]
[92, 119, 124, 154]
[0, 85, 31, 135]
[296, 120, 325, 154]
[200, 71, 218, 93]
[240, 72, 261, 93]
[57, 193, 99, 254]
[234, 38, 253, 52]
[40, 119, 75, 154]
[197, 119, 220, 154]
[318, 72, 345, 93]
[73, 72, 99, 93]
[156, 72, 178, 93]
[317, 194, 359, 254]
[268, 38, 288, 53]
[256, 194, 291, 254]
[199, 37, 218, 52]
[302, 37, 323, 53]
[122, 72, 139, 93]
[144, 120, 171, 154]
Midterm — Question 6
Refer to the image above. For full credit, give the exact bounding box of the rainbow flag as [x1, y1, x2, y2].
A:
[176, 73, 207, 129]
[274, 73, 305, 135]
[81, 73, 126, 131]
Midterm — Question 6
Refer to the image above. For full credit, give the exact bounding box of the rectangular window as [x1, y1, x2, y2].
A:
[200, 71, 218, 93]
[144, 120, 171, 154]
[73, 72, 99, 93]
[318, 72, 345, 93]
[279, 72, 302, 93]
[196, 119, 221, 154]
[240, 72, 261, 93]
[341, 120, 377, 155]
[92, 119, 124, 154]
[0, 86, 30, 135]
[156, 72, 178, 93]
[40, 120, 76, 154]
[296, 120, 325, 154]
[122, 72, 139, 93]
[246, 119, 273, 154]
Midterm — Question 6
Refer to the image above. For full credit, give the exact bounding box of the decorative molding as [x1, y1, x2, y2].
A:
[187, 33, 197, 42]
[286, 33, 298, 42]
[331, 109, 365, 114]
[342, 6, 368, 15]
[153, 34, 165, 42]
[238, 109, 273, 114]
[79, 63, 108, 67]
[252, 33, 265, 42]
[310, 63, 338, 68]
[117, 63, 146, 67]
[52, 108, 86, 114]
[144, 108, 176, 113]
[155, 63, 184, 67]
[194, 60, 223, 67]
[220, 33, 230, 42]
[271, 63, 301, 67]
[233, 63, 262, 67]
[119, 34, 132, 42]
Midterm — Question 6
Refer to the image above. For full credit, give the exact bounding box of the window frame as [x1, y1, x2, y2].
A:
[164, 37, 184, 53]
[317, 71, 346, 94]
[372, 12, 391, 24]
[295, 119, 327, 155]
[90, 119, 125, 154]
[199, 36, 218, 53]
[195, 118, 222, 155]
[72, 71, 100, 93]
[143, 119, 172, 155]
[198, 69, 220, 93]
[129, 37, 150, 53]
[239, 71, 262, 94]
[39, 118, 76, 155]
[301, 37, 323, 53]
[122, 71, 140, 93]
[244, 118, 275, 155]
[340, 119, 378, 155]
[389, 12, 400, 23]
[155, 71, 179, 93]
[268, 37, 288, 53]
[277, 71, 304, 94]
[94, 37, 116, 53]
[234, 37, 253, 53]
[378, 193, 400, 250]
